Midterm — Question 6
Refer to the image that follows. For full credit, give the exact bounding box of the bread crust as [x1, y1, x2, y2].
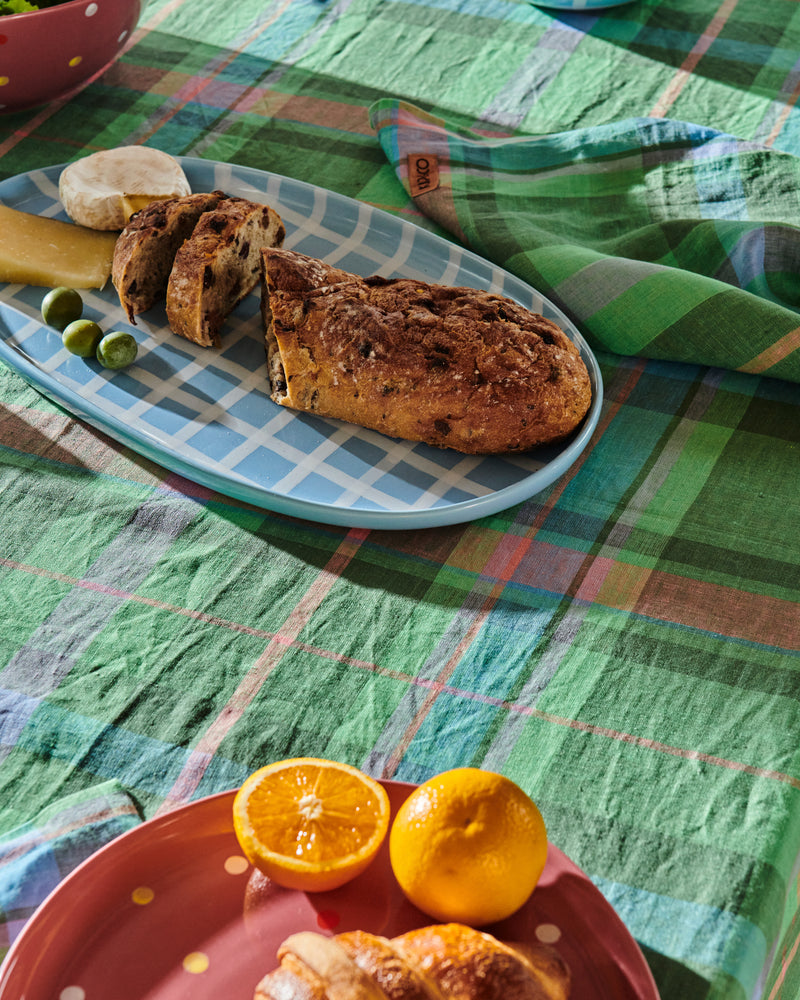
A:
[167, 196, 285, 347]
[336, 930, 440, 1000]
[261, 249, 592, 454]
[395, 925, 570, 1000]
[254, 924, 570, 1000]
[111, 190, 225, 322]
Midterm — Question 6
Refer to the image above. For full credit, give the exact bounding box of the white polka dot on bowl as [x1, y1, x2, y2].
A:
[59, 988, 86, 1000]
[535, 923, 562, 943]
[224, 854, 249, 875]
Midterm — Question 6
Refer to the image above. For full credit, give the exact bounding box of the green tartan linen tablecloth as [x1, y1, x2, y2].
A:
[1, 1, 799, 998]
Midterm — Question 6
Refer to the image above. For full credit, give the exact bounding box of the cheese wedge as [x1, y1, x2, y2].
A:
[0, 205, 118, 288]
[59, 146, 191, 231]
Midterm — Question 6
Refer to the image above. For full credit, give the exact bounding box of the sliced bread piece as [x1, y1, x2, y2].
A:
[166, 196, 285, 348]
[111, 190, 225, 323]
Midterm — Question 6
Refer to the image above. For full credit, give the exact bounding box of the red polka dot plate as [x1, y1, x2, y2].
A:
[0, 781, 659, 999]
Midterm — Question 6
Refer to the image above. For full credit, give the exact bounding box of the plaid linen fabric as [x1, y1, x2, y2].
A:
[369, 100, 800, 383]
[1, 0, 800, 998]
[0, 782, 140, 955]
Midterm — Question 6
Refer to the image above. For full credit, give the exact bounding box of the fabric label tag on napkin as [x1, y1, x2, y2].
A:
[408, 153, 439, 196]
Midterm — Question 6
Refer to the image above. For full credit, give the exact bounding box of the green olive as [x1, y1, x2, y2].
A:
[62, 319, 104, 358]
[41, 287, 83, 331]
[96, 331, 138, 370]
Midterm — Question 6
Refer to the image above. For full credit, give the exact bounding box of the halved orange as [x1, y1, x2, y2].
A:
[232, 757, 391, 892]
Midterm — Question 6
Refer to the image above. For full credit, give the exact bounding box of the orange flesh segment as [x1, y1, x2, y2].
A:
[245, 763, 386, 862]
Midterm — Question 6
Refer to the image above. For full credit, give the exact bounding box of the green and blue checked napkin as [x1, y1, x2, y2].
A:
[0, 781, 140, 959]
[370, 100, 800, 385]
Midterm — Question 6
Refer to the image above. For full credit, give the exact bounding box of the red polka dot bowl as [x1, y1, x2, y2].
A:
[0, 0, 141, 114]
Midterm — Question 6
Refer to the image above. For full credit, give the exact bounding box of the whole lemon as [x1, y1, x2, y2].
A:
[389, 767, 547, 926]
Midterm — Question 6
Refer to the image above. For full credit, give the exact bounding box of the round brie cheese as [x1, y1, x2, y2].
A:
[59, 146, 192, 231]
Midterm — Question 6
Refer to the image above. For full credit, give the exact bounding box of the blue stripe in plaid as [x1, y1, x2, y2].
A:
[0, 691, 38, 766]
[592, 875, 768, 997]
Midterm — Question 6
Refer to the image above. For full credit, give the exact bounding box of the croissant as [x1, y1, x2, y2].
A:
[254, 922, 570, 1000]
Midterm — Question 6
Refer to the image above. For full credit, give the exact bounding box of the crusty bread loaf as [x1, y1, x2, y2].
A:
[260, 248, 592, 454]
[167, 196, 285, 348]
[254, 923, 571, 1000]
[111, 190, 225, 322]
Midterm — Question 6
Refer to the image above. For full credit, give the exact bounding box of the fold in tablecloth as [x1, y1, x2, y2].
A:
[370, 100, 800, 384]
[0, 780, 141, 959]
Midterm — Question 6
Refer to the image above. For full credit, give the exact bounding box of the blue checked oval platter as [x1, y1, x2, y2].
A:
[530, 1, 633, 8]
[0, 159, 602, 530]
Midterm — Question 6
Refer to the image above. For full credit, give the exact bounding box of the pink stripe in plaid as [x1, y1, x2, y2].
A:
[650, 0, 740, 118]
[738, 326, 800, 375]
[154, 527, 371, 813]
